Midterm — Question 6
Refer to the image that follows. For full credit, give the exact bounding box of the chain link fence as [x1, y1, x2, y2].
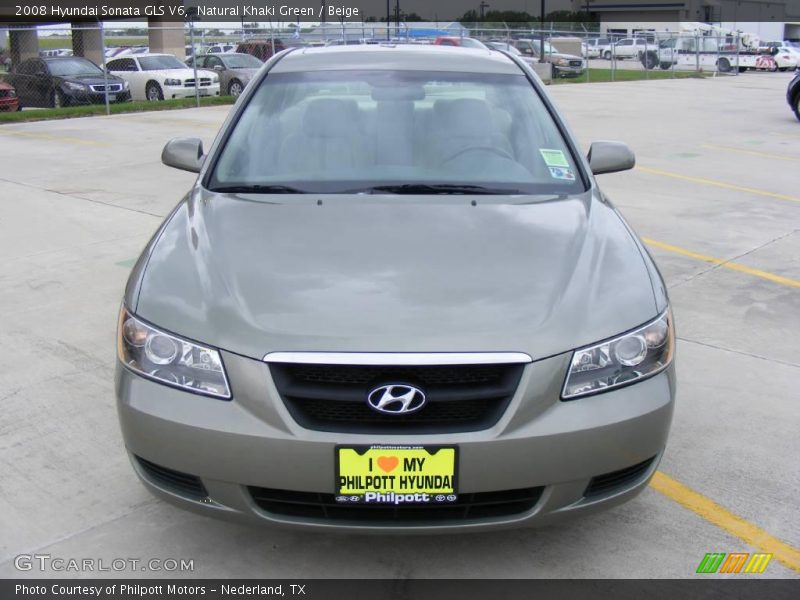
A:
[0, 22, 786, 115]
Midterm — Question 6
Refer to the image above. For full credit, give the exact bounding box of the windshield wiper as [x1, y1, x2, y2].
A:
[209, 184, 306, 194]
[364, 184, 521, 195]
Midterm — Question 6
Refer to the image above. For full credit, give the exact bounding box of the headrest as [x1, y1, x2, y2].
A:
[303, 98, 360, 137]
[371, 85, 425, 102]
[434, 98, 493, 137]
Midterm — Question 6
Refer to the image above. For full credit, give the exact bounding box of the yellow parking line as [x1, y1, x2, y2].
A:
[636, 166, 800, 204]
[700, 143, 800, 161]
[651, 471, 800, 573]
[642, 238, 800, 289]
[0, 129, 111, 147]
[116, 114, 220, 129]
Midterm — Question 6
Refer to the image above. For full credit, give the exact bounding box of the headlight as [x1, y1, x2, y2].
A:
[123, 80, 129, 89]
[63, 81, 86, 91]
[555, 58, 569, 66]
[163, 78, 181, 86]
[211, 75, 219, 84]
[117, 307, 231, 399]
[562, 310, 674, 399]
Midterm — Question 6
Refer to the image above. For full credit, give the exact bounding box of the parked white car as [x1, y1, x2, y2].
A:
[761, 42, 800, 70]
[611, 38, 652, 59]
[584, 37, 613, 59]
[106, 53, 220, 101]
[205, 44, 236, 54]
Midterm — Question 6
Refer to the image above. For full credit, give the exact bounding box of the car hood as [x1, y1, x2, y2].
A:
[133, 190, 658, 361]
[551, 53, 582, 61]
[63, 73, 125, 84]
[140, 68, 216, 79]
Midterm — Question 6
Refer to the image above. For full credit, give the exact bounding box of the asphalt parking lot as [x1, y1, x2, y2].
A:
[0, 72, 798, 579]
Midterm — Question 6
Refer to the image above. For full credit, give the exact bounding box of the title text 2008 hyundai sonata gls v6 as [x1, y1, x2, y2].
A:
[116, 45, 675, 532]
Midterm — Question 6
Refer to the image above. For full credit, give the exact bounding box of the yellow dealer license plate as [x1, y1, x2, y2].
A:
[336, 445, 458, 505]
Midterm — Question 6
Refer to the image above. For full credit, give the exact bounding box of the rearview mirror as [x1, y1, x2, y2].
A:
[587, 141, 635, 175]
[162, 137, 204, 173]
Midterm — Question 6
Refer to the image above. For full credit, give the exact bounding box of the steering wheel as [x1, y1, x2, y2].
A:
[441, 145, 515, 165]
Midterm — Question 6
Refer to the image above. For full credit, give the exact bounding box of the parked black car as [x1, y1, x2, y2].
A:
[788, 68, 800, 122]
[7, 56, 131, 109]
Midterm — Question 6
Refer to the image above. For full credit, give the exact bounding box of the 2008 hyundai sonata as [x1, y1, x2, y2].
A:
[116, 44, 676, 532]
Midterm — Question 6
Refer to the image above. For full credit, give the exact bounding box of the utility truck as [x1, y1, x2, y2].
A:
[641, 22, 775, 72]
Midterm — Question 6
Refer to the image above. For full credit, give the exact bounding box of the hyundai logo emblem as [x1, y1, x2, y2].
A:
[366, 384, 426, 415]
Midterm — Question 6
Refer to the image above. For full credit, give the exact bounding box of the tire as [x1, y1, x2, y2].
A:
[794, 94, 800, 122]
[603, 50, 611, 60]
[738, 67, 748, 73]
[769, 62, 778, 72]
[642, 51, 658, 70]
[146, 81, 163, 102]
[717, 58, 731, 73]
[660, 62, 671, 70]
[51, 89, 64, 109]
[228, 79, 244, 97]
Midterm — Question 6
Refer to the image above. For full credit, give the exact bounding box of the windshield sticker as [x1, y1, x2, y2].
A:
[548, 166, 576, 181]
[539, 149, 570, 168]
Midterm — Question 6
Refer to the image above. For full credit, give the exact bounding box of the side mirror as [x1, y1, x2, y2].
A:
[162, 137, 204, 173]
[587, 141, 635, 175]
[213, 64, 224, 71]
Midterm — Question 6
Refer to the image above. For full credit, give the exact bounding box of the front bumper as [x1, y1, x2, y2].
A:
[164, 84, 221, 100]
[0, 96, 19, 111]
[116, 351, 676, 533]
[63, 89, 131, 105]
[553, 64, 585, 77]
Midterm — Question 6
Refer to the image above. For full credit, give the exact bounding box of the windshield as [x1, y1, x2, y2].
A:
[47, 58, 103, 76]
[209, 70, 584, 195]
[460, 38, 488, 49]
[138, 55, 185, 70]
[221, 54, 263, 69]
[488, 43, 522, 56]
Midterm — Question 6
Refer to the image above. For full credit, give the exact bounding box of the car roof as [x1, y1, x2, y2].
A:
[271, 45, 521, 74]
[41, 56, 92, 61]
[115, 53, 178, 60]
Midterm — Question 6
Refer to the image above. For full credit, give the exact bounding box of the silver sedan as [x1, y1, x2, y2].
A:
[117, 45, 676, 532]
[187, 52, 263, 97]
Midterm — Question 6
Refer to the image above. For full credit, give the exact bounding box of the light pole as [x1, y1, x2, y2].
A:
[480, 1, 489, 20]
[540, 0, 545, 63]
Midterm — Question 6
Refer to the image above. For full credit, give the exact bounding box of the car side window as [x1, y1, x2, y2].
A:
[207, 56, 222, 69]
[112, 58, 137, 72]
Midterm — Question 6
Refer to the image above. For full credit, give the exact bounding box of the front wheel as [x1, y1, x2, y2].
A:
[660, 62, 672, 70]
[228, 79, 244, 97]
[769, 61, 779, 72]
[145, 82, 163, 102]
[603, 51, 611, 60]
[794, 94, 800, 122]
[717, 58, 731, 73]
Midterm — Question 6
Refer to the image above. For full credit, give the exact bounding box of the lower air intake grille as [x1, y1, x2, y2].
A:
[583, 457, 656, 499]
[249, 486, 544, 522]
[268, 362, 524, 434]
[135, 456, 207, 500]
